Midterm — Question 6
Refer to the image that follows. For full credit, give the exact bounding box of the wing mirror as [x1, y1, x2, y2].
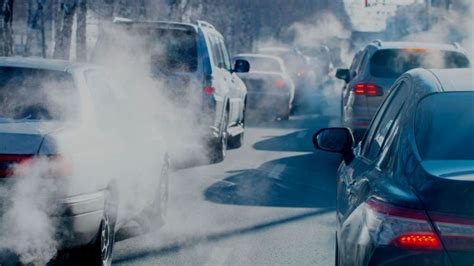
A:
[312, 127, 355, 163]
[233, 59, 250, 73]
[335, 68, 350, 83]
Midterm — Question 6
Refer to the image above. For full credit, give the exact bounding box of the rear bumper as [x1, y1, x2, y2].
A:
[367, 246, 451, 266]
[55, 191, 106, 249]
[247, 91, 290, 113]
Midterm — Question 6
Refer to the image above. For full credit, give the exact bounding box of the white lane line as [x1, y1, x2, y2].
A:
[268, 164, 286, 179]
[296, 131, 307, 139]
[205, 247, 233, 266]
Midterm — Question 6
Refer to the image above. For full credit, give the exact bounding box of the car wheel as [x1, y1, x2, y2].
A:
[209, 110, 228, 163]
[335, 232, 339, 266]
[228, 108, 245, 149]
[79, 191, 117, 266]
[137, 156, 169, 231]
[277, 105, 290, 120]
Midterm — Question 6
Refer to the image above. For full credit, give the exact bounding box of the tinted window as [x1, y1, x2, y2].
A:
[415, 92, 474, 160]
[364, 81, 409, 159]
[0, 67, 77, 121]
[209, 35, 225, 69]
[239, 57, 282, 73]
[370, 49, 470, 78]
[96, 26, 198, 73]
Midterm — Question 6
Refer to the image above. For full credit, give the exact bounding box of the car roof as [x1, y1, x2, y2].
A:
[234, 53, 283, 62]
[112, 19, 220, 33]
[369, 41, 463, 52]
[429, 68, 474, 92]
[259, 47, 291, 52]
[404, 68, 474, 95]
[0, 56, 90, 72]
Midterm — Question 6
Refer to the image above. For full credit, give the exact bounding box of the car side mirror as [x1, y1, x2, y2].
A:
[233, 59, 250, 73]
[335, 68, 350, 83]
[312, 127, 355, 163]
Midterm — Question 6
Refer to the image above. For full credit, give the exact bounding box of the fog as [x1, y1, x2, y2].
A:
[0, 0, 473, 264]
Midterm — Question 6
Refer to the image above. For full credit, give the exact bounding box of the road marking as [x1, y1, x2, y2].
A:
[205, 247, 233, 266]
[268, 164, 286, 179]
[296, 131, 307, 139]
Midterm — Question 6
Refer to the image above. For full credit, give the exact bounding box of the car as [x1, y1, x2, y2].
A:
[0, 57, 170, 265]
[259, 46, 311, 91]
[232, 54, 295, 120]
[94, 19, 250, 162]
[313, 68, 474, 265]
[335, 41, 470, 139]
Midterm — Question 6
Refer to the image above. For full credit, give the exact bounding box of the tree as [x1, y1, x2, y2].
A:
[0, 0, 15, 56]
[53, 0, 76, 59]
[76, 0, 86, 61]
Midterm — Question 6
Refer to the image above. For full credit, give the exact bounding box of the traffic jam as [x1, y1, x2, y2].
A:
[0, 0, 473, 265]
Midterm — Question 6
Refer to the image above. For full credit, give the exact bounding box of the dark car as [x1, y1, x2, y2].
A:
[336, 41, 470, 139]
[313, 68, 474, 265]
[232, 54, 295, 120]
[94, 19, 250, 163]
[0, 57, 170, 265]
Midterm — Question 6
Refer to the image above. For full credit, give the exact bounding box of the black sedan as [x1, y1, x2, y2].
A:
[313, 68, 474, 265]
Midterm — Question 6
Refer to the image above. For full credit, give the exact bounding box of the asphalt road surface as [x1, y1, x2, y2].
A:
[113, 88, 342, 265]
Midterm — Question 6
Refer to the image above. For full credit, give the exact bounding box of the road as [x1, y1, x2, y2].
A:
[113, 89, 342, 265]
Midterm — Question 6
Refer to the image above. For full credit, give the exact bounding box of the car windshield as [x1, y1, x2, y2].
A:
[370, 49, 470, 78]
[415, 92, 474, 160]
[0, 67, 78, 121]
[242, 57, 282, 73]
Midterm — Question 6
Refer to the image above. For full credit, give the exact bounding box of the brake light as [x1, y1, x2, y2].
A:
[203, 86, 214, 95]
[391, 233, 442, 250]
[274, 79, 286, 89]
[0, 154, 72, 178]
[352, 83, 383, 96]
[0, 155, 33, 177]
[402, 48, 428, 52]
[297, 68, 305, 77]
[365, 198, 442, 250]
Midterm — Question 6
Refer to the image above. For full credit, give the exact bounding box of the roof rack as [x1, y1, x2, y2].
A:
[452, 42, 461, 49]
[113, 17, 133, 23]
[372, 39, 382, 46]
[197, 20, 215, 30]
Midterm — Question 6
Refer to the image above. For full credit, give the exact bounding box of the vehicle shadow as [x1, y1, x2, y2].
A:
[253, 129, 315, 152]
[112, 207, 334, 264]
[204, 152, 341, 208]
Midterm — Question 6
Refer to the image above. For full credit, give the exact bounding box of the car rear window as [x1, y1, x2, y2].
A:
[370, 49, 470, 78]
[96, 25, 198, 73]
[0, 67, 77, 121]
[415, 92, 474, 160]
[241, 57, 282, 73]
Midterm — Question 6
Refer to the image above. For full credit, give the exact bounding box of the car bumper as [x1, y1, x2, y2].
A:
[55, 191, 106, 249]
[247, 91, 290, 113]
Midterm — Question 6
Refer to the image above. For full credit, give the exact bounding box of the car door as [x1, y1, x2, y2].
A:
[342, 50, 364, 115]
[337, 79, 410, 225]
[219, 37, 243, 125]
[208, 34, 234, 122]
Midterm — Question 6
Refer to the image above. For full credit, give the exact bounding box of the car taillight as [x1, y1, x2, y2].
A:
[297, 68, 305, 77]
[352, 83, 383, 96]
[0, 155, 33, 177]
[365, 198, 443, 250]
[430, 213, 474, 251]
[0, 154, 72, 178]
[274, 79, 286, 89]
[203, 86, 215, 95]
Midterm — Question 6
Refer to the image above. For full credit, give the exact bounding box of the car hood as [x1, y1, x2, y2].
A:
[0, 121, 64, 155]
[411, 160, 474, 216]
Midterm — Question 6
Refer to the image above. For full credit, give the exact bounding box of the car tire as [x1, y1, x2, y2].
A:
[136, 156, 169, 232]
[208, 110, 228, 164]
[277, 105, 290, 120]
[335, 232, 339, 266]
[77, 191, 117, 266]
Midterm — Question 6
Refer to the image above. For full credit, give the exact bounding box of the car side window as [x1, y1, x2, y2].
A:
[218, 38, 232, 71]
[364, 81, 409, 160]
[377, 114, 401, 171]
[209, 35, 225, 69]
